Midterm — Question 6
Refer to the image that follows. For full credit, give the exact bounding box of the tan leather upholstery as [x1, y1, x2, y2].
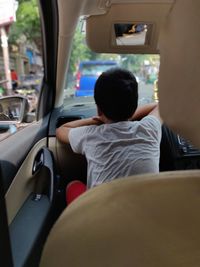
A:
[159, 0, 200, 148]
[40, 170, 200, 267]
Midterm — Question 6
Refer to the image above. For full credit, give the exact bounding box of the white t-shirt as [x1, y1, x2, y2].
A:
[69, 115, 161, 188]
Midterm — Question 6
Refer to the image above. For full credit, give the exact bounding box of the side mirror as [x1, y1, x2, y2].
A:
[0, 95, 33, 123]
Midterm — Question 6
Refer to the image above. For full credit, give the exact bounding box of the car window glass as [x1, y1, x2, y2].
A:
[0, 0, 43, 141]
[64, 19, 160, 106]
[81, 63, 118, 76]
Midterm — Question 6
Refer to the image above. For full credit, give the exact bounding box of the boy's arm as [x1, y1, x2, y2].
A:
[131, 103, 162, 122]
[56, 117, 102, 144]
[149, 105, 163, 123]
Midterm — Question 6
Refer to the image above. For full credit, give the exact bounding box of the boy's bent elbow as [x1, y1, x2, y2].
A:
[150, 106, 163, 124]
[56, 126, 70, 144]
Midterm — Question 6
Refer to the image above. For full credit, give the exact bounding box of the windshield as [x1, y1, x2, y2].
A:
[80, 62, 118, 76]
[64, 20, 159, 107]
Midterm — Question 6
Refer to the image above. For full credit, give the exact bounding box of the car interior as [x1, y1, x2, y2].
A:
[0, 0, 200, 266]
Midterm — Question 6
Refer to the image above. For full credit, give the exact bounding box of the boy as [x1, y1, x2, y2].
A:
[56, 68, 162, 190]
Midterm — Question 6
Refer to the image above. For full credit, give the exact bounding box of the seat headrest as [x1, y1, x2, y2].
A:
[158, 0, 200, 148]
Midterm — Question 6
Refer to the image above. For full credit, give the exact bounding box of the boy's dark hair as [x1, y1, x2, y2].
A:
[94, 68, 138, 121]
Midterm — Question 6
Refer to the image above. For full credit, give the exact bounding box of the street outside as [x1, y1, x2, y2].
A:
[64, 81, 155, 106]
[138, 81, 154, 105]
[0, 80, 154, 142]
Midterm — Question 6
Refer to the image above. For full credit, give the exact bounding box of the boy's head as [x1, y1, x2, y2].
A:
[94, 68, 138, 121]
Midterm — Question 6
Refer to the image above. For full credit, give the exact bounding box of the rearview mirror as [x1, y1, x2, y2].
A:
[0, 96, 30, 123]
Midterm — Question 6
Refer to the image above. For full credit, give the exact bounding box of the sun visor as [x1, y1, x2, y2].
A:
[86, 2, 172, 54]
[158, 0, 200, 148]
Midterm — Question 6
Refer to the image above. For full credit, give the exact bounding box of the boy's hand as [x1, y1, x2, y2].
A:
[92, 116, 104, 125]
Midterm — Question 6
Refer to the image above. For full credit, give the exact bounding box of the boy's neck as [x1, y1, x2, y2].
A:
[101, 115, 129, 124]
[97, 107, 128, 124]
[100, 114, 113, 124]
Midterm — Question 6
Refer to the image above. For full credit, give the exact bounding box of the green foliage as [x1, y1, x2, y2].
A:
[120, 54, 146, 72]
[69, 26, 119, 75]
[120, 54, 159, 72]
[9, 0, 41, 50]
[68, 29, 90, 74]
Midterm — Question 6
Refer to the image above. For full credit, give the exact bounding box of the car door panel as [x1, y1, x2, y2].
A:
[8, 147, 56, 267]
[5, 138, 47, 224]
[10, 195, 50, 267]
[0, 115, 57, 267]
[0, 0, 59, 265]
[0, 116, 49, 193]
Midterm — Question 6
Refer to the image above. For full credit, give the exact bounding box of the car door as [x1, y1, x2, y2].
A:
[0, 1, 59, 266]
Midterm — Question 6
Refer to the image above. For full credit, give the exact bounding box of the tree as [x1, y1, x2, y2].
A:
[9, 0, 42, 52]
[120, 54, 160, 80]
[120, 54, 146, 73]
[69, 25, 119, 75]
[68, 29, 91, 74]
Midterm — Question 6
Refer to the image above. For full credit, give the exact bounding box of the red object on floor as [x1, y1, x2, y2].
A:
[66, 180, 87, 205]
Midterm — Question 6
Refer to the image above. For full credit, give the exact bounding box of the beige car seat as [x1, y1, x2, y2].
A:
[40, 171, 200, 267]
[40, 0, 200, 266]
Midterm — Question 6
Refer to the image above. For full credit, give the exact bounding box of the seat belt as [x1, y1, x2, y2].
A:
[0, 166, 13, 267]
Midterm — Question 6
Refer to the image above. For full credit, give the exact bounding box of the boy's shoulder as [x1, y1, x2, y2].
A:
[140, 114, 161, 124]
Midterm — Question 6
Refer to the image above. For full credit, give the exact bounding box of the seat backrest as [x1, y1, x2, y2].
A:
[158, 0, 200, 148]
[40, 170, 200, 267]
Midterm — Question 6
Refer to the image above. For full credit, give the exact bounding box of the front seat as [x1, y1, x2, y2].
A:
[40, 171, 200, 267]
[40, 0, 200, 266]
